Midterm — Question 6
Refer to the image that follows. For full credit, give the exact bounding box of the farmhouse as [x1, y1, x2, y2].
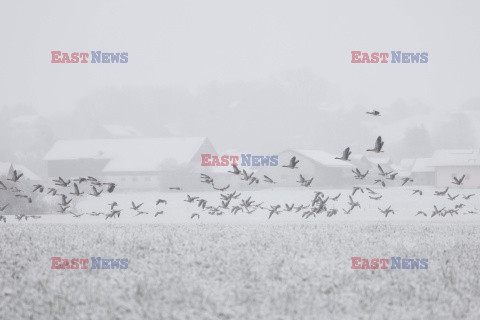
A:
[431, 149, 480, 188]
[256, 149, 354, 188]
[0, 162, 41, 181]
[44, 137, 217, 191]
[410, 158, 435, 186]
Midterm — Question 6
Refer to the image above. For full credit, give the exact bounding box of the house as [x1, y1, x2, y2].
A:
[431, 149, 480, 188]
[44, 137, 217, 191]
[390, 158, 415, 179]
[366, 156, 393, 173]
[0, 162, 41, 181]
[350, 154, 372, 172]
[410, 158, 434, 186]
[256, 149, 354, 188]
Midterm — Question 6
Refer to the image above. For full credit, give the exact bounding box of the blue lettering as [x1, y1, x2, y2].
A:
[91, 51, 101, 63]
[391, 51, 401, 63]
[241, 154, 251, 166]
[391, 257, 402, 269]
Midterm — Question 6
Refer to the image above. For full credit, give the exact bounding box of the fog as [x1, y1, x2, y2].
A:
[1, 0, 480, 176]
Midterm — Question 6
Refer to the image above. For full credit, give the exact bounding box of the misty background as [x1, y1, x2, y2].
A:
[1, 0, 480, 176]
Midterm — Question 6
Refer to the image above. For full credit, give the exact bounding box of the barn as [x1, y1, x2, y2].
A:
[256, 149, 354, 189]
[43, 137, 217, 191]
[431, 149, 480, 188]
[410, 158, 435, 186]
[0, 162, 41, 181]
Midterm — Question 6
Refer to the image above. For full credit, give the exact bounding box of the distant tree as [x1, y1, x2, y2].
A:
[396, 126, 433, 159]
[433, 113, 476, 149]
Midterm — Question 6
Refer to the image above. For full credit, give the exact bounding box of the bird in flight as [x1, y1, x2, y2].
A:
[434, 187, 449, 196]
[53, 177, 71, 187]
[352, 168, 369, 180]
[378, 206, 394, 217]
[377, 165, 392, 177]
[366, 110, 381, 116]
[70, 183, 84, 196]
[184, 195, 199, 203]
[7, 170, 23, 183]
[263, 175, 276, 184]
[89, 186, 103, 197]
[282, 156, 299, 169]
[401, 177, 413, 186]
[367, 136, 384, 153]
[156, 199, 167, 205]
[452, 175, 466, 186]
[412, 189, 423, 196]
[228, 165, 241, 175]
[131, 202, 143, 211]
[335, 147, 352, 161]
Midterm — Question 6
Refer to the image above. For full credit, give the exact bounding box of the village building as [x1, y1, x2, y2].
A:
[43, 137, 217, 191]
[431, 149, 480, 188]
[256, 149, 355, 188]
[410, 158, 435, 186]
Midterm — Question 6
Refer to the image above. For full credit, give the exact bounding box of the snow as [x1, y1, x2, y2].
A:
[0, 162, 40, 180]
[0, 162, 13, 177]
[2, 187, 480, 319]
[44, 137, 209, 172]
[431, 149, 480, 167]
[411, 157, 434, 173]
[366, 157, 391, 165]
[290, 149, 354, 168]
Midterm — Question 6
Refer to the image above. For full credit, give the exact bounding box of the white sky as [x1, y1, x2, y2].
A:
[1, 0, 479, 115]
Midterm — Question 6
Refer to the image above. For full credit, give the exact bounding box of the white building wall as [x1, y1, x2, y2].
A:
[435, 166, 480, 188]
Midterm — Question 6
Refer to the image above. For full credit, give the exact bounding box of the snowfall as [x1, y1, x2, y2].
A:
[1, 187, 480, 319]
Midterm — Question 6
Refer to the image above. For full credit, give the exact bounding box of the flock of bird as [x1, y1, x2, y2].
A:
[1, 109, 479, 222]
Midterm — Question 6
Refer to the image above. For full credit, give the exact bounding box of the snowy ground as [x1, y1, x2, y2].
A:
[1, 187, 480, 319]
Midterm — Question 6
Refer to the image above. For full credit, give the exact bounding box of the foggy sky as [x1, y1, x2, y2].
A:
[1, 0, 480, 115]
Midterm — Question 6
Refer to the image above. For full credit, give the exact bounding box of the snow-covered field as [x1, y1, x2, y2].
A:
[1, 188, 480, 319]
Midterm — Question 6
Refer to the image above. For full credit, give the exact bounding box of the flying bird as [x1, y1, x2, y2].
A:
[69, 183, 84, 196]
[228, 165, 241, 175]
[366, 110, 381, 116]
[282, 156, 299, 169]
[184, 195, 199, 203]
[367, 136, 384, 153]
[7, 170, 23, 183]
[131, 202, 143, 211]
[335, 147, 352, 161]
[377, 165, 392, 177]
[352, 168, 369, 180]
[401, 178, 413, 186]
[89, 186, 103, 197]
[156, 199, 167, 205]
[263, 175, 276, 184]
[53, 177, 70, 187]
[452, 175, 466, 186]
[434, 187, 449, 196]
